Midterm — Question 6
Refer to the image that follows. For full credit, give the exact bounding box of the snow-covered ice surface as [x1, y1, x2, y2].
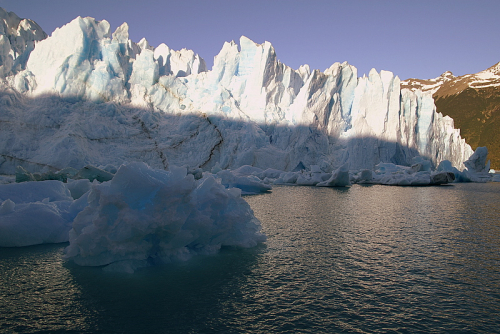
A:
[0, 10, 473, 175]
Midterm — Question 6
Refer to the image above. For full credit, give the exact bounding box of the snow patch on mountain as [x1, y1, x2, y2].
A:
[402, 62, 500, 96]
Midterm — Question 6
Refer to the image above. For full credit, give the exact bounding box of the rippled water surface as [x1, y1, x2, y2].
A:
[1, 183, 500, 333]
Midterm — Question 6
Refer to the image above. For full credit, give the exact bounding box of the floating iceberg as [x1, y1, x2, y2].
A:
[216, 169, 272, 195]
[272, 163, 351, 187]
[0, 162, 267, 264]
[63, 162, 266, 272]
[317, 164, 351, 187]
[344, 147, 493, 186]
[0, 180, 87, 247]
[368, 164, 455, 186]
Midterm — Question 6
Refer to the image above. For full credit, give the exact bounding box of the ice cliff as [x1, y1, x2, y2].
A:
[0, 8, 46, 77]
[0, 9, 474, 174]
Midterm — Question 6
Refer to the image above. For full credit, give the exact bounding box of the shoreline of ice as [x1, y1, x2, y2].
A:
[0, 146, 495, 273]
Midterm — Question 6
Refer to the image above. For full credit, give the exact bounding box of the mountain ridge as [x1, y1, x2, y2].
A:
[402, 63, 500, 169]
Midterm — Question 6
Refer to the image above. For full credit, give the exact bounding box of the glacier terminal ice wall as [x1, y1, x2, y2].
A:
[0, 12, 474, 174]
[0, 8, 46, 77]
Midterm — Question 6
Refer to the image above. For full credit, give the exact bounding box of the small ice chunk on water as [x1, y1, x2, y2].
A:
[0, 180, 87, 247]
[316, 164, 351, 187]
[0, 180, 73, 203]
[216, 169, 271, 194]
[0, 198, 15, 214]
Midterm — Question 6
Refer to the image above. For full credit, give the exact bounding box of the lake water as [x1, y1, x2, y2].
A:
[1, 183, 500, 333]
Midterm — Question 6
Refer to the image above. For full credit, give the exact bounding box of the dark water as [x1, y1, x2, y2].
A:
[1, 183, 500, 333]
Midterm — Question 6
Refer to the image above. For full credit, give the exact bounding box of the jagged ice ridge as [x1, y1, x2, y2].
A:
[0, 11, 474, 175]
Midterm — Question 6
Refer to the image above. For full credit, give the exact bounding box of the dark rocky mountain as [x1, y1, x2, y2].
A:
[402, 63, 500, 170]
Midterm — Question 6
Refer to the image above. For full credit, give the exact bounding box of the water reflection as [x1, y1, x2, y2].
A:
[0, 243, 95, 332]
[245, 184, 500, 332]
[1, 183, 499, 333]
[65, 244, 263, 333]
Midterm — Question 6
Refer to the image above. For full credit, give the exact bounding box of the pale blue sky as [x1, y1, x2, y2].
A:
[1, 0, 498, 80]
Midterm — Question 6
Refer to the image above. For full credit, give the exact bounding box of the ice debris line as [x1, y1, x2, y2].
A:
[0, 8, 482, 177]
[0, 163, 266, 272]
[0, 148, 491, 250]
[0, 147, 492, 250]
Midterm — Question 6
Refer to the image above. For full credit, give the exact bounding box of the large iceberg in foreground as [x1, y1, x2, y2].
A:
[0, 162, 267, 267]
[63, 162, 266, 273]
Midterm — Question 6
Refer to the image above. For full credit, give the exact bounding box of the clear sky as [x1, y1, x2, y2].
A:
[1, 0, 498, 80]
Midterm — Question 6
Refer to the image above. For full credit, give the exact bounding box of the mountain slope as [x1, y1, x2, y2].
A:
[402, 63, 500, 169]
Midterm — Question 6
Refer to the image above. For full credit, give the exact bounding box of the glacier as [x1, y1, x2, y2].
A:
[0, 7, 46, 77]
[0, 9, 494, 264]
[0, 10, 476, 176]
